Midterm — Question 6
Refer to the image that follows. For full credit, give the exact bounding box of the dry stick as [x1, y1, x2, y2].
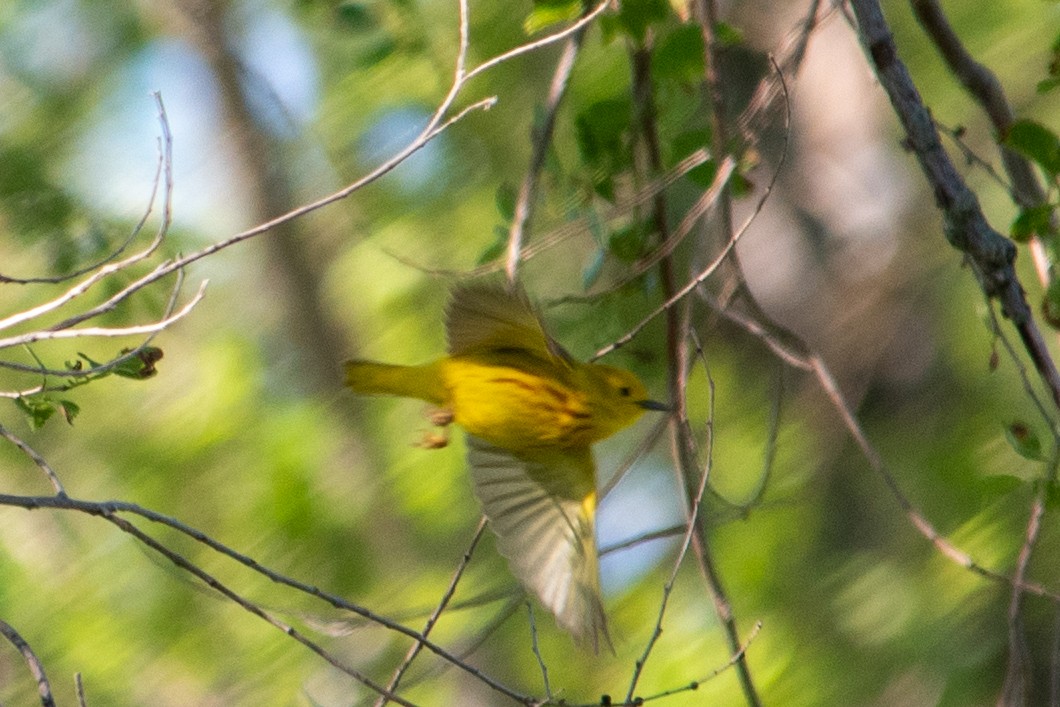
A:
[0, 271, 188, 396]
[0, 282, 207, 351]
[598, 413, 670, 501]
[712, 292, 1060, 585]
[0, 120, 164, 287]
[0, 619, 55, 707]
[600, 523, 686, 557]
[627, 38, 758, 703]
[402, 146, 717, 283]
[504, 12, 590, 285]
[376, 517, 488, 707]
[378, 596, 525, 696]
[0, 424, 66, 496]
[738, 362, 784, 512]
[737, 0, 827, 141]
[0, 493, 536, 705]
[75, 673, 87, 707]
[703, 295, 1060, 608]
[849, 0, 1060, 411]
[546, 156, 737, 308]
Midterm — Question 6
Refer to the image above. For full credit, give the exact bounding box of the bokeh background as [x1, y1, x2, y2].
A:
[1, 0, 1059, 704]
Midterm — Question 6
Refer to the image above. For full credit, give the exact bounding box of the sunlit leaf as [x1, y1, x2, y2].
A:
[654, 24, 705, 83]
[1010, 203, 1057, 243]
[1003, 119, 1060, 178]
[524, 0, 581, 34]
[15, 396, 56, 431]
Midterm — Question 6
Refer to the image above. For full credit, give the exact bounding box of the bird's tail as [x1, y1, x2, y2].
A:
[344, 360, 447, 405]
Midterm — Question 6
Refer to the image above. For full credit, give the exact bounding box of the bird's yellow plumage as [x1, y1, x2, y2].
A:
[345, 282, 666, 650]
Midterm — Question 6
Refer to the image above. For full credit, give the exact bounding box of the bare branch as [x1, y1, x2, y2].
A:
[0, 424, 65, 495]
[0, 493, 537, 705]
[849, 0, 1060, 410]
[376, 517, 488, 707]
[505, 14, 589, 284]
[0, 619, 55, 707]
[0, 281, 206, 351]
[592, 56, 790, 362]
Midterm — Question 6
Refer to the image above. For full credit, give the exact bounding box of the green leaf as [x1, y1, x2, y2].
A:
[671, 131, 716, 186]
[615, 0, 669, 43]
[609, 222, 650, 262]
[15, 397, 56, 431]
[1003, 119, 1060, 178]
[336, 2, 377, 32]
[1038, 77, 1060, 95]
[58, 400, 80, 425]
[1010, 203, 1057, 243]
[1004, 422, 1046, 462]
[714, 21, 744, 47]
[113, 347, 164, 380]
[575, 99, 632, 168]
[654, 25, 705, 83]
[495, 183, 517, 223]
[524, 0, 581, 34]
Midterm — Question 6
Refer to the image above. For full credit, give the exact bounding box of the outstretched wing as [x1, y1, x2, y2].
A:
[466, 435, 609, 651]
[445, 282, 572, 365]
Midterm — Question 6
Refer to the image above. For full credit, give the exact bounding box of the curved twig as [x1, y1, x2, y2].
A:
[0, 619, 55, 707]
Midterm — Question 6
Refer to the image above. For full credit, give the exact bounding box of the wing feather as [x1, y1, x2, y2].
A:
[466, 435, 609, 650]
[445, 282, 572, 365]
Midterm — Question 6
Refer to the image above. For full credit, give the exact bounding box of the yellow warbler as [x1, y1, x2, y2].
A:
[344, 282, 667, 649]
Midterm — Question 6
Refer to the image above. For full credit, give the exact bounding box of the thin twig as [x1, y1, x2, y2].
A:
[0, 424, 65, 495]
[75, 673, 87, 707]
[0, 493, 536, 704]
[526, 603, 553, 702]
[90, 510, 417, 706]
[634, 620, 763, 705]
[376, 517, 488, 707]
[0, 619, 55, 707]
[592, 55, 791, 363]
[0, 281, 206, 351]
[625, 345, 718, 702]
[505, 12, 589, 284]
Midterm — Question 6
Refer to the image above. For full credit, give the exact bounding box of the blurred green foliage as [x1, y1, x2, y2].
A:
[0, 1, 1058, 706]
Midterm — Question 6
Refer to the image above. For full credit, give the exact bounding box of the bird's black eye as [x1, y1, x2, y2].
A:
[619, 386, 632, 397]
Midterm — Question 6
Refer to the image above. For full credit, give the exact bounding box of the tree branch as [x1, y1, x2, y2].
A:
[849, 0, 1060, 410]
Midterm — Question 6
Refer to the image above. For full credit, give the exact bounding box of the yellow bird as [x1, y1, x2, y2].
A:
[344, 282, 667, 649]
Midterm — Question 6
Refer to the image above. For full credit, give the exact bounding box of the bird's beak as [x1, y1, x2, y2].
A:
[638, 399, 672, 412]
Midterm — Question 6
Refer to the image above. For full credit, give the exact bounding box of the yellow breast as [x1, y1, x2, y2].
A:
[440, 356, 597, 451]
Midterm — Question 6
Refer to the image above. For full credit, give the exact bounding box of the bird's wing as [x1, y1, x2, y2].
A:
[466, 435, 609, 651]
[445, 282, 573, 366]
